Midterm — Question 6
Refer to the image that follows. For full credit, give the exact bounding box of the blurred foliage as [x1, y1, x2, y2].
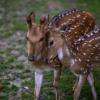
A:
[77, 0, 100, 24]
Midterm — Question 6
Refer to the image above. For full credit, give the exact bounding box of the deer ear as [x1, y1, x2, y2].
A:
[40, 15, 48, 26]
[47, 14, 50, 23]
[30, 11, 35, 23]
[26, 12, 35, 27]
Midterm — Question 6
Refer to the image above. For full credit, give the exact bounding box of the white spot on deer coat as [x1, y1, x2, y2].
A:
[77, 14, 81, 18]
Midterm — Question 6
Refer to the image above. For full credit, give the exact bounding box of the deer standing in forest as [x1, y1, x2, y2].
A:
[26, 9, 96, 100]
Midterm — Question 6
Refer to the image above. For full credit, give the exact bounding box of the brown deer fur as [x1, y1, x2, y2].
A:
[26, 9, 96, 100]
[46, 27, 100, 100]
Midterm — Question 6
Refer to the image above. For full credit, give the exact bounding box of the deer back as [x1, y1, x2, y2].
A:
[77, 28, 100, 68]
[69, 28, 100, 74]
[48, 9, 95, 50]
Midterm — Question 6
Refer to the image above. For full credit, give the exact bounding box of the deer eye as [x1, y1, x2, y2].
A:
[48, 40, 54, 47]
[39, 37, 44, 42]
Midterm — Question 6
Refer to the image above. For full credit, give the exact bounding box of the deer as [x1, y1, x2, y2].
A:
[26, 9, 96, 100]
[26, 12, 62, 100]
[45, 24, 100, 100]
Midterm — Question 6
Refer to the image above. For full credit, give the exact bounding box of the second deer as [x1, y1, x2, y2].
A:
[46, 24, 100, 100]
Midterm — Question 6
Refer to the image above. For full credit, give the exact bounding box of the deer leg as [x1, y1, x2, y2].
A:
[34, 72, 43, 100]
[87, 72, 97, 100]
[74, 75, 87, 100]
[73, 77, 79, 91]
[53, 68, 61, 100]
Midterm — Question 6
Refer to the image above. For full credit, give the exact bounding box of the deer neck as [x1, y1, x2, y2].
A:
[57, 42, 76, 68]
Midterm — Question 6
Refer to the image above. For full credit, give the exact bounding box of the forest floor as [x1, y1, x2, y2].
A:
[0, 0, 100, 100]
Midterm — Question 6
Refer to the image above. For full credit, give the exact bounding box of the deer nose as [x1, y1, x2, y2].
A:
[28, 55, 35, 61]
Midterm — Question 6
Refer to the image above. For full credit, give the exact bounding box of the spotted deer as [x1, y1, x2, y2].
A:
[46, 27, 100, 100]
[26, 9, 96, 100]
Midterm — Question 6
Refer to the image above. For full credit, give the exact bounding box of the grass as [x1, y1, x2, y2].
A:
[77, 0, 100, 19]
[0, 0, 100, 100]
[20, 69, 100, 100]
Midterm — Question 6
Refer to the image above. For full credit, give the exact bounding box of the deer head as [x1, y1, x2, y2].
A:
[45, 9, 96, 63]
[46, 28, 73, 66]
[46, 28, 64, 60]
[26, 12, 49, 62]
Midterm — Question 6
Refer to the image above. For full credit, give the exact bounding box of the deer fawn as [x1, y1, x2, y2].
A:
[46, 27, 100, 100]
[26, 9, 96, 100]
[26, 12, 62, 100]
